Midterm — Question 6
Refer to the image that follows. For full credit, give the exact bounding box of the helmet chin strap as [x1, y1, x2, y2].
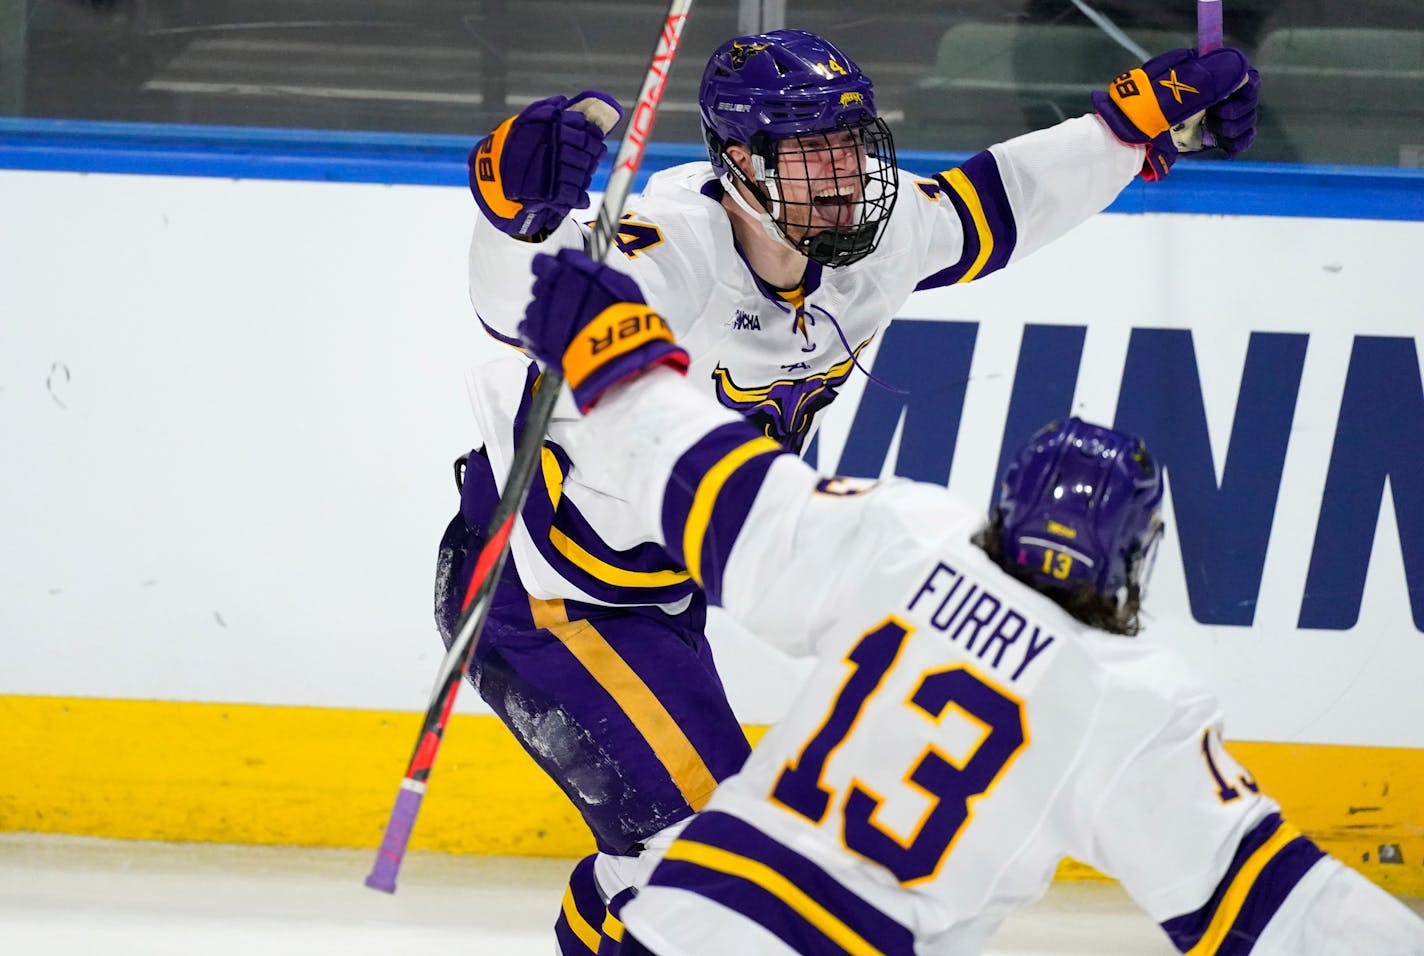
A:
[722, 163, 799, 253]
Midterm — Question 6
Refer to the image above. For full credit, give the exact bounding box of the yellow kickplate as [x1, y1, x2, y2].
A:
[2, 697, 1419, 897]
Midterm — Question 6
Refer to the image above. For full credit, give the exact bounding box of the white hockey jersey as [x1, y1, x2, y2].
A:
[464, 115, 1142, 608]
[556, 370, 1424, 956]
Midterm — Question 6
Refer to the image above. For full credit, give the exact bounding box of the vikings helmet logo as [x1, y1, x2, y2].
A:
[728, 41, 770, 69]
[711, 338, 872, 452]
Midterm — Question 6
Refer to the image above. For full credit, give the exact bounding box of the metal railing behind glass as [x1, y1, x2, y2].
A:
[2, 0, 1421, 167]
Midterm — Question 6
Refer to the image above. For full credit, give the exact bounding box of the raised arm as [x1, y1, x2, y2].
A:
[466, 91, 621, 343]
[1079, 686, 1424, 954]
[907, 47, 1260, 289]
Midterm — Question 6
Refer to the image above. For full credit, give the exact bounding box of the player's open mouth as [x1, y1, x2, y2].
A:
[811, 186, 857, 227]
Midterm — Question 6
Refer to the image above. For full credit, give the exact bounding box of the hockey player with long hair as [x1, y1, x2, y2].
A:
[515, 246, 1424, 956]
[440, 28, 1262, 953]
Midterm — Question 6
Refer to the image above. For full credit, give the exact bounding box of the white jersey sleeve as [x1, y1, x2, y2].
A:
[554, 366, 838, 655]
[1076, 678, 1424, 952]
[1250, 860, 1424, 954]
[467, 166, 726, 349]
[467, 212, 588, 346]
[888, 113, 1142, 294]
[987, 113, 1146, 263]
[565, 367, 994, 658]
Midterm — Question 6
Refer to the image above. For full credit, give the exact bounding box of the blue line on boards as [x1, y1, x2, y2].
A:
[0, 118, 1420, 222]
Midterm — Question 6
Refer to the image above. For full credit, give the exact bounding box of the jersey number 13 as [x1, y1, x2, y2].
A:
[771, 617, 1028, 885]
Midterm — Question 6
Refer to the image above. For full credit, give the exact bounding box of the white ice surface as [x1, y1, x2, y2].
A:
[3, 834, 1419, 955]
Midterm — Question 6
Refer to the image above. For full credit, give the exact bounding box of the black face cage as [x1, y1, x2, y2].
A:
[739, 117, 899, 269]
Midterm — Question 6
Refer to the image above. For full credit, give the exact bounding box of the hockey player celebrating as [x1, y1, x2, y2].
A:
[514, 246, 1424, 956]
[440, 28, 1262, 953]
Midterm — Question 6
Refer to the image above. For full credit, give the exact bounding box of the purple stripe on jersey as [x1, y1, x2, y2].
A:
[477, 310, 526, 350]
[914, 150, 1019, 291]
[1158, 813, 1323, 953]
[617, 931, 659, 956]
[649, 810, 917, 954]
[554, 854, 604, 956]
[732, 239, 791, 309]
[508, 360, 540, 440]
[803, 258, 825, 296]
[518, 436, 700, 606]
[607, 884, 639, 921]
[500, 366, 700, 605]
[660, 421, 785, 605]
[1212, 835, 1326, 955]
[730, 237, 825, 306]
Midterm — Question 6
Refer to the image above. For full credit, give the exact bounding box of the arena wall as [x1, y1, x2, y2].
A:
[2, 127, 1420, 895]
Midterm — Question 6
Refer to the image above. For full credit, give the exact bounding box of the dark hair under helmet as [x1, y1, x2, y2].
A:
[994, 418, 1166, 605]
[698, 29, 899, 268]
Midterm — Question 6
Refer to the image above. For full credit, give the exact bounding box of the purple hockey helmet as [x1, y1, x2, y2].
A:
[698, 29, 899, 268]
[994, 418, 1165, 603]
[700, 30, 879, 174]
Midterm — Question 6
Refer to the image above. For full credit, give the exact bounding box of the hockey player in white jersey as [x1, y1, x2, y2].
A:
[513, 247, 1424, 956]
[438, 28, 1264, 953]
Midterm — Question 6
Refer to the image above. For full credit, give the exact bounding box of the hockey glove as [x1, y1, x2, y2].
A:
[469, 91, 623, 240]
[1204, 67, 1260, 158]
[519, 248, 689, 413]
[1092, 48, 1256, 181]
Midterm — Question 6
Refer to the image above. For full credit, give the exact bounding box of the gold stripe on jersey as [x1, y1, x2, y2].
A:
[562, 302, 677, 391]
[665, 840, 883, 956]
[773, 286, 811, 342]
[941, 168, 994, 283]
[1185, 820, 1303, 955]
[600, 910, 625, 942]
[541, 446, 566, 509]
[529, 598, 719, 809]
[561, 883, 601, 952]
[682, 436, 783, 585]
[548, 527, 693, 588]
[540, 446, 693, 588]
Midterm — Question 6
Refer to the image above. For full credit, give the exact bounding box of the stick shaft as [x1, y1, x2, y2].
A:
[1198, 0, 1224, 52]
[590, 6, 693, 262]
[1195, 0, 1224, 148]
[364, 0, 695, 895]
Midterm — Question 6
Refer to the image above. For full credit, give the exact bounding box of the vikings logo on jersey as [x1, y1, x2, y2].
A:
[711, 338, 872, 452]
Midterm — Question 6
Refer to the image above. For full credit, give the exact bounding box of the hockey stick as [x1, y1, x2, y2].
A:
[364, 0, 694, 895]
[1197, 0, 1224, 53]
[1196, 0, 1230, 146]
[1170, 0, 1229, 151]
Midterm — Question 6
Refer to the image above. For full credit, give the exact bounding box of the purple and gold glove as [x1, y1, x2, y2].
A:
[469, 91, 622, 240]
[1204, 67, 1260, 157]
[519, 248, 689, 412]
[1092, 48, 1255, 180]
